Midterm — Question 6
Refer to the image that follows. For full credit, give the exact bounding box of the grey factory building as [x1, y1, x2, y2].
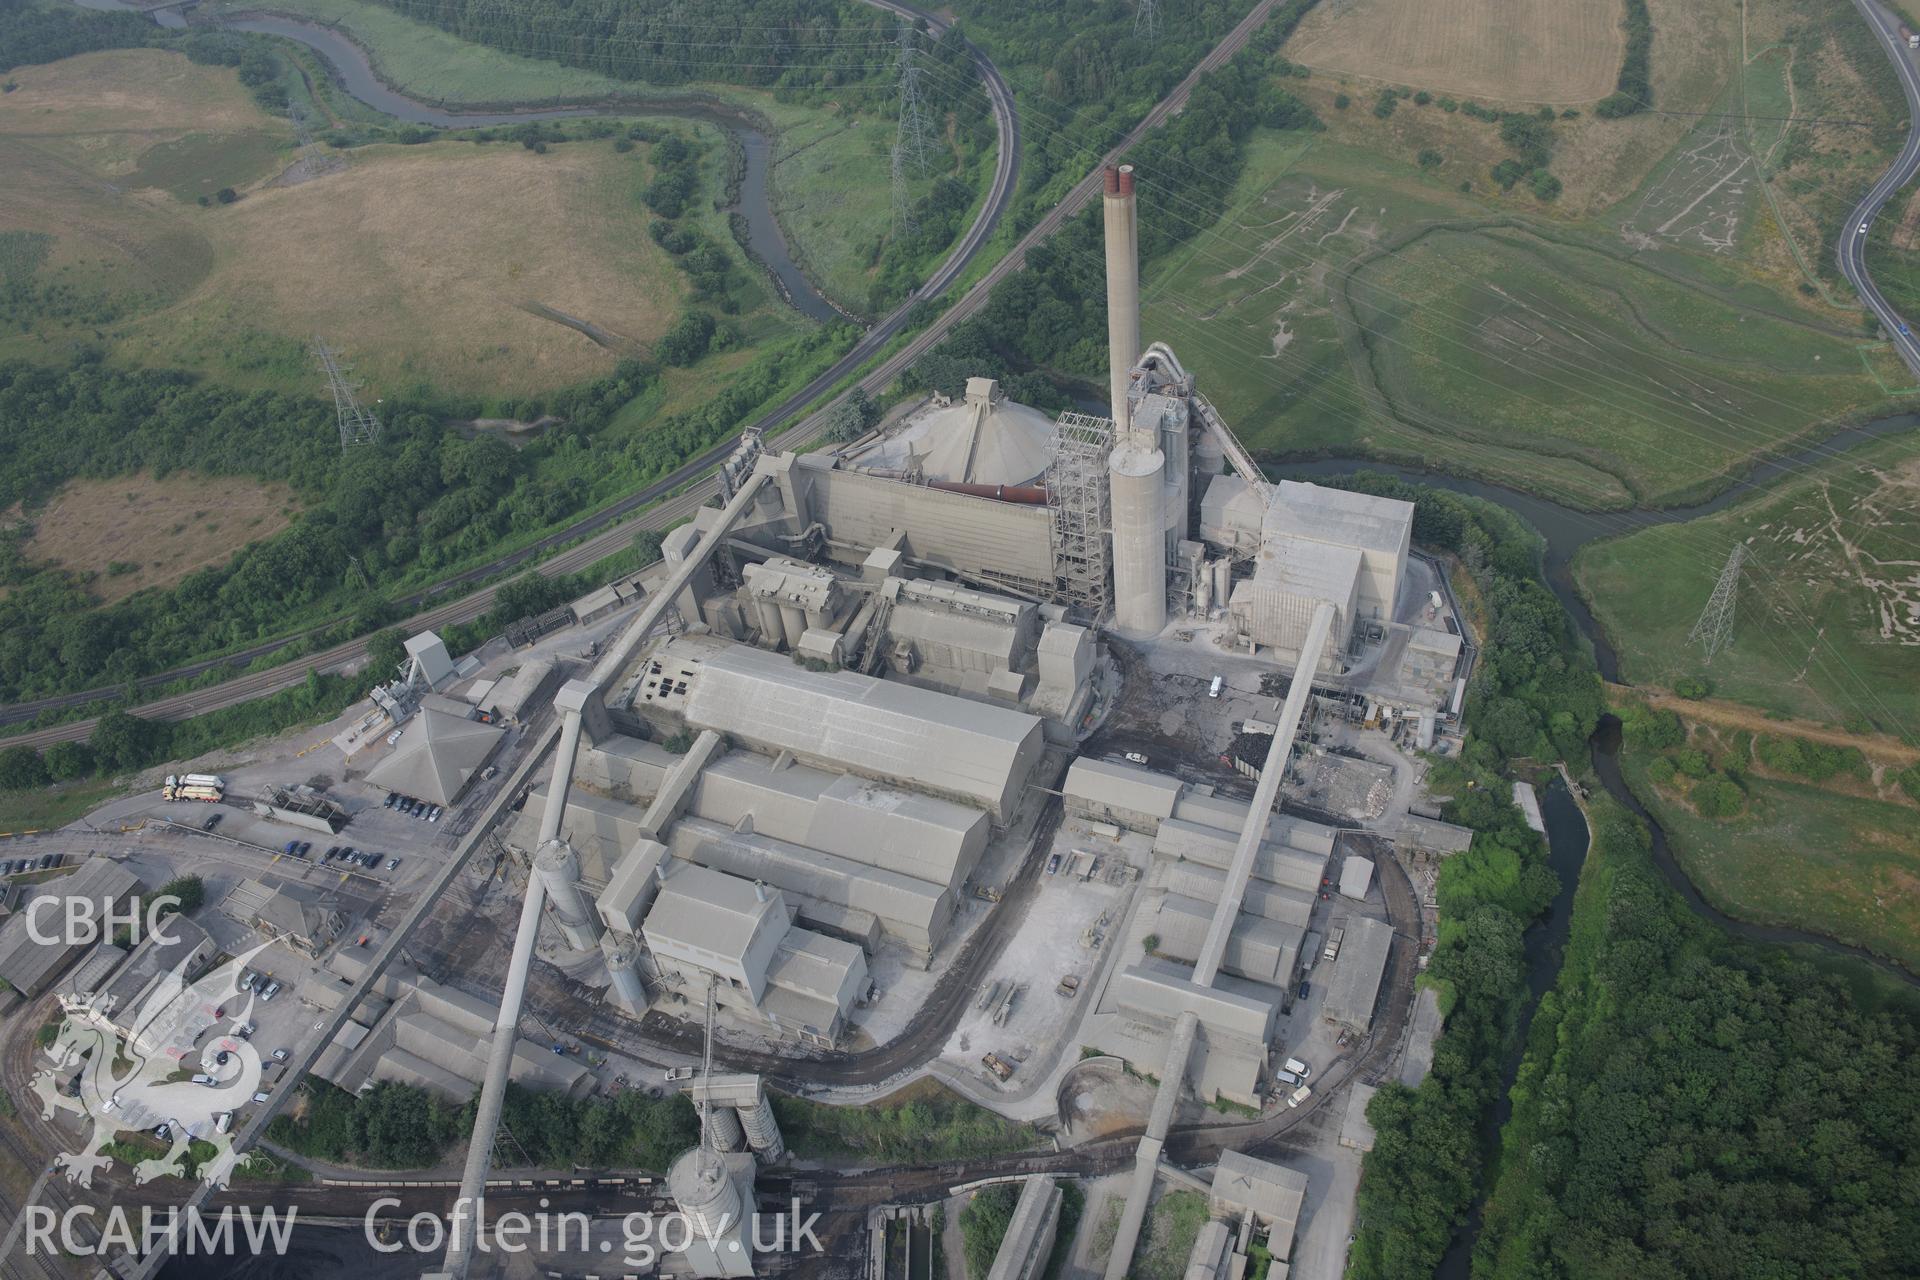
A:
[311, 953, 591, 1101]
[1066, 758, 1340, 1107]
[0, 860, 142, 998]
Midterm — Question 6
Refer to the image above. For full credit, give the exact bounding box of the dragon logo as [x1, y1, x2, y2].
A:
[30, 941, 275, 1189]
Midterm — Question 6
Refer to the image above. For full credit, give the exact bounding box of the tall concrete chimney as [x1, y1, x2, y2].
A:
[1103, 163, 1140, 436]
[1103, 166, 1165, 635]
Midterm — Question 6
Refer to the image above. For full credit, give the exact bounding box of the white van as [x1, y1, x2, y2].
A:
[1287, 1084, 1313, 1109]
[1284, 1057, 1311, 1078]
[1275, 1070, 1300, 1087]
[215, 1112, 233, 1134]
[1208, 675, 1224, 698]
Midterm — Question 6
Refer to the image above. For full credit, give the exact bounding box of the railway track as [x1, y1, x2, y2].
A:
[0, 0, 1291, 753]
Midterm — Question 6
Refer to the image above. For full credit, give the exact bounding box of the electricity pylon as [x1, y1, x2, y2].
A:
[894, 23, 934, 178]
[311, 338, 381, 449]
[1687, 544, 1746, 664]
[1135, 0, 1160, 40]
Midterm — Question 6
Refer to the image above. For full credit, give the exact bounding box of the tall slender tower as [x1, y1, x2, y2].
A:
[1102, 164, 1141, 435]
[1102, 163, 1166, 636]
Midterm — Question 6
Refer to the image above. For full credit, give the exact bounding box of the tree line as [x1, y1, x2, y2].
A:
[1338, 475, 1602, 1279]
[1594, 0, 1652, 119]
[266, 1079, 699, 1171]
[904, 32, 1320, 405]
[1475, 792, 1920, 1277]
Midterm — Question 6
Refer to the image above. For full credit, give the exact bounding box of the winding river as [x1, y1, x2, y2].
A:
[75, 0, 842, 322]
[1276, 420, 1920, 983]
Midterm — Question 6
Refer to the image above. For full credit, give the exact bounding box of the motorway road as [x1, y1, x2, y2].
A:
[1843, 0, 1920, 373]
[0, 0, 1295, 751]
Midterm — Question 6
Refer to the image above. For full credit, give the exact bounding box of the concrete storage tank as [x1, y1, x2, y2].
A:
[668, 1147, 745, 1240]
[1110, 440, 1168, 635]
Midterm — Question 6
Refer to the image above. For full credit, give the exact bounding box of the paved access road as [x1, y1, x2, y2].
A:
[0, 0, 1017, 745]
[0, 0, 1295, 750]
[1842, 0, 1920, 373]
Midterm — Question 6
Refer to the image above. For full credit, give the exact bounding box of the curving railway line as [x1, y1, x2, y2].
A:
[0, 0, 1297, 752]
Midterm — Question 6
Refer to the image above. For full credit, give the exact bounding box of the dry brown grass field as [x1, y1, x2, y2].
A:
[114, 142, 690, 396]
[1284, 0, 1624, 102]
[17, 473, 301, 603]
[0, 49, 690, 396]
[0, 48, 280, 175]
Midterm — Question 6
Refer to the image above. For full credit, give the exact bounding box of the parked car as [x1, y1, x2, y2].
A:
[1284, 1056, 1311, 1078]
[282, 840, 299, 855]
[1297, 980, 1311, 1001]
[1287, 1084, 1312, 1109]
[259, 981, 281, 1002]
[38, 854, 54, 869]
[234, 1022, 255, 1039]
[215, 1112, 233, 1134]
[1046, 853, 1062, 875]
[1123, 751, 1149, 765]
[386, 858, 401, 871]
[299, 841, 313, 856]
[426, 805, 442, 823]
[202, 813, 223, 831]
[270, 1048, 291, 1063]
[383, 793, 399, 809]
[191, 1074, 214, 1086]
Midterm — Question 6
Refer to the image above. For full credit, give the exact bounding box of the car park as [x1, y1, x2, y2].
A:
[384, 793, 399, 809]
[282, 840, 299, 855]
[38, 854, 54, 869]
[1046, 853, 1062, 874]
[325, 846, 340, 859]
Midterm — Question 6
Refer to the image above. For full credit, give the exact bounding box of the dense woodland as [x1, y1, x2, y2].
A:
[1328, 478, 1601, 1279]
[1476, 797, 1920, 1278]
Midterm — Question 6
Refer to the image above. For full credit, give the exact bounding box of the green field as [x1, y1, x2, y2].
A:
[1141, 135, 1897, 509]
[1618, 733, 1920, 976]
[0, 778, 125, 834]
[1576, 431, 1920, 734]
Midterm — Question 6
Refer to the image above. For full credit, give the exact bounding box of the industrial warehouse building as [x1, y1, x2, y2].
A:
[0, 860, 142, 997]
[1322, 915, 1394, 1033]
[311, 953, 590, 1101]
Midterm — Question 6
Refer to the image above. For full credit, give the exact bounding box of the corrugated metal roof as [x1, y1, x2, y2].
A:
[367, 707, 504, 805]
[642, 864, 784, 967]
[1266, 480, 1414, 556]
[1322, 915, 1393, 1031]
[1212, 1151, 1307, 1239]
[675, 638, 1042, 818]
[1065, 758, 1182, 818]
